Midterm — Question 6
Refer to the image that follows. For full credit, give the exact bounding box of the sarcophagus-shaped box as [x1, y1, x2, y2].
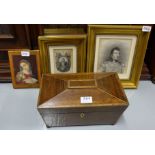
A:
[37, 73, 128, 127]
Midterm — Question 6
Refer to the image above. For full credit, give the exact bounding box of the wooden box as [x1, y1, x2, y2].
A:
[37, 73, 128, 127]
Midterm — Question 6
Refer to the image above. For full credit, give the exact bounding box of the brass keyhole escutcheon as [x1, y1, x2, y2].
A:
[80, 113, 85, 118]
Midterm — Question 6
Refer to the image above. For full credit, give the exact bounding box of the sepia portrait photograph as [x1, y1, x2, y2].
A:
[94, 35, 137, 79]
[48, 46, 77, 73]
[8, 50, 41, 88]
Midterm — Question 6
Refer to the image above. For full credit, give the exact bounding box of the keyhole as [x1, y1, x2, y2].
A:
[80, 113, 85, 118]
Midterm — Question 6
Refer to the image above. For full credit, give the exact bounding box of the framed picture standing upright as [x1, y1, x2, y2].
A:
[87, 25, 151, 88]
[38, 35, 87, 74]
[8, 50, 41, 88]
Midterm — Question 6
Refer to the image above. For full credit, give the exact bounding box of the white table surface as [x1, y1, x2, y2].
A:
[0, 81, 155, 130]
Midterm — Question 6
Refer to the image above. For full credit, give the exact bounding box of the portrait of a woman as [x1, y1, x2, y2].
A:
[16, 59, 38, 84]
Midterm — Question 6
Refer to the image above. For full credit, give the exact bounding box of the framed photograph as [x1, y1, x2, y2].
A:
[8, 50, 41, 88]
[87, 25, 151, 88]
[38, 35, 86, 74]
[49, 46, 77, 73]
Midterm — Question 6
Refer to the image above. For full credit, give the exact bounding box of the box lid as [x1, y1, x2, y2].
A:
[38, 73, 128, 111]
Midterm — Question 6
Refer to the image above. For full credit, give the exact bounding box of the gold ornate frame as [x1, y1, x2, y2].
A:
[8, 50, 41, 89]
[38, 35, 87, 74]
[87, 25, 151, 88]
[44, 28, 85, 35]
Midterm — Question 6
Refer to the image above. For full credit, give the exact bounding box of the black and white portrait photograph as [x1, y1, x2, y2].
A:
[94, 35, 137, 79]
[48, 46, 77, 73]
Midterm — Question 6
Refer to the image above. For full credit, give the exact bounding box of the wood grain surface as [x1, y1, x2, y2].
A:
[38, 72, 128, 127]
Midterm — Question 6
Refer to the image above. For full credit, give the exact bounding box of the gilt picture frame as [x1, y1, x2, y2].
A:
[87, 25, 151, 88]
[38, 35, 87, 74]
[8, 50, 41, 88]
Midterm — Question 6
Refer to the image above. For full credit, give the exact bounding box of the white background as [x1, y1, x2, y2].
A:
[1, 0, 155, 154]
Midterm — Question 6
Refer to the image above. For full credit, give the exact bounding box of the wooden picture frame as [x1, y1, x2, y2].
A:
[38, 35, 87, 74]
[8, 50, 41, 88]
[43, 28, 85, 35]
[87, 25, 151, 88]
